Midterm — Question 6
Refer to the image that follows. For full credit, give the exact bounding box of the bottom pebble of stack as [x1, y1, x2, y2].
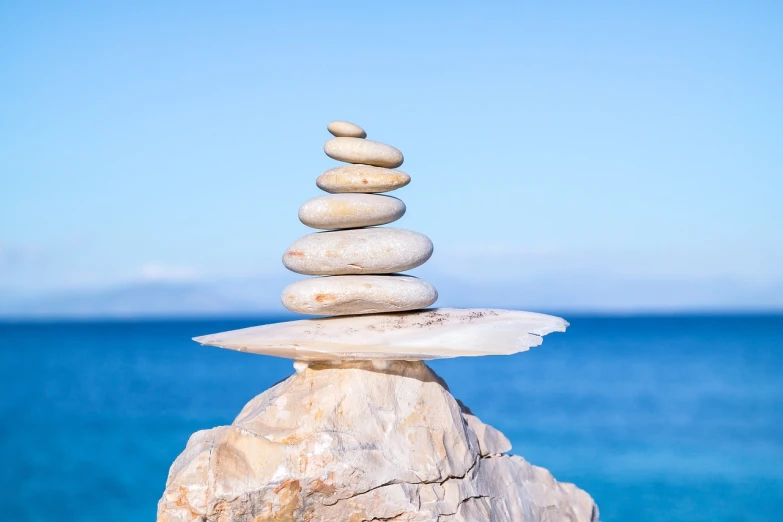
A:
[282, 275, 437, 316]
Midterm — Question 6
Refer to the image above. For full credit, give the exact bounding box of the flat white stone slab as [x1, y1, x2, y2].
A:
[193, 308, 568, 361]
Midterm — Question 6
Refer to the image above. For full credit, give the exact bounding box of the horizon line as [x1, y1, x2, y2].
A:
[1, 308, 782, 324]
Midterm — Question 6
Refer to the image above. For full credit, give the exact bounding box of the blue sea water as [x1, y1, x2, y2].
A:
[1, 315, 781, 521]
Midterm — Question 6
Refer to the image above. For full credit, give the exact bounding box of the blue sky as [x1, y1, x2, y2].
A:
[1, 1, 782, 313]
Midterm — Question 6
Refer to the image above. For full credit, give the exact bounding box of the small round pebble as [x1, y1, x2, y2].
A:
[327, 121, 367, 139]
[282, 275, 438, 316]
[299, 194, 405, 230]
[316, 165, 410, 194]
[324, 137, 403, 168]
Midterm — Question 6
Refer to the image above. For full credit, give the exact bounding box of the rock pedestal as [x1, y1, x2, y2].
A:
[157, 361, 598, 522]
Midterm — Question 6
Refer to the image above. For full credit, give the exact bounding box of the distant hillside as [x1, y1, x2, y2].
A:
[1, 272, 781, 319]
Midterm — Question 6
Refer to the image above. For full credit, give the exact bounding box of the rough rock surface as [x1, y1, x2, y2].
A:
[158, 361, 598, 522]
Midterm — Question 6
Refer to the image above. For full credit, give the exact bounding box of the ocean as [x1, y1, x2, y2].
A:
[1, 315, 781, 521]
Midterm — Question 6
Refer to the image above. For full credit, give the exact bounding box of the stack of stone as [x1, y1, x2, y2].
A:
[281, 121, 438, 316]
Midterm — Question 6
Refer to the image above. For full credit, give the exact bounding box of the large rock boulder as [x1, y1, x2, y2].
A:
[157, 361, 598, 521]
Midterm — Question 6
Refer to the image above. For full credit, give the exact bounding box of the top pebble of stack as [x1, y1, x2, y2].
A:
[327, 121, 367, 138]
[280, 121, 437, 317]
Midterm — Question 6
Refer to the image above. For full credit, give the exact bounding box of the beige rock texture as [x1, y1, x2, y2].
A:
[194, 308, 568, 362]
[317, 164, 411, 194]
[282, 275, 437, 316]
[298, 194, 406, 230]
[327, 120, 367, 138]
[325, 137, 404, 168]
[283, 227, 433, 276]
[157, 361, 598, 522]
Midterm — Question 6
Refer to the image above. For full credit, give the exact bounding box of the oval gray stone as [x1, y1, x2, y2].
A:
[282, 275, 438, 316]
[283, 228, 433, 275]
[316, 165, 411, 194]
[299, 194, 405, 230]
[327, 121, 367, 139]
[324, 137, 404, 168]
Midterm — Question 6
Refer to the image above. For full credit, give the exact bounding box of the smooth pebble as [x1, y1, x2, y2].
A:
[324, 137, 404, 168]
[283, 227, 433, 275]
[282, 275, 437, 316]
[299, 194, 405, 230]
[316, 165, 410, 194]
[327, 121, 367, 138]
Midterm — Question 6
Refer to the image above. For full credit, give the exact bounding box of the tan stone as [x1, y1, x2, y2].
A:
[157, 361, 599, 522]
[316, 164, 411, 194]
[282, 275, 437, 315]
[298, 194, 405, 230]
[282, 227, 432, 276]
[324, 137, 404, 168]
[327, 120, 367, 138]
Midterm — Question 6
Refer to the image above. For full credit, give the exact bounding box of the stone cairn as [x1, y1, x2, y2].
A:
[280, 120, 438, 316]
[156, 121, 599, 522]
